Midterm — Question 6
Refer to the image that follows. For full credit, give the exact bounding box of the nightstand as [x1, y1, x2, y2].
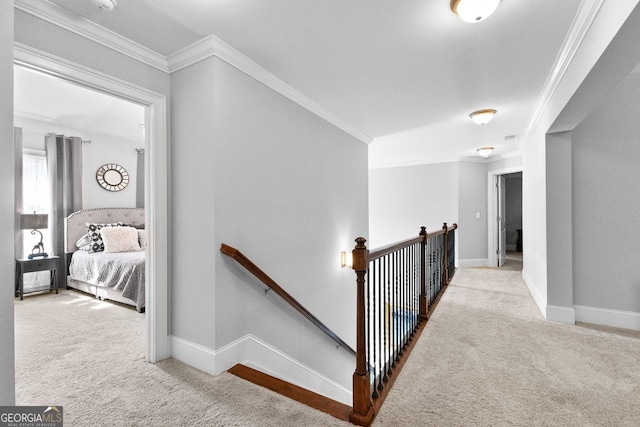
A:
[15, 256, 60, 300]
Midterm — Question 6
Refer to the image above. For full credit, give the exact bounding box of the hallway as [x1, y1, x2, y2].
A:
[374, 265, 640, 426]
[14, 264, 640, 426]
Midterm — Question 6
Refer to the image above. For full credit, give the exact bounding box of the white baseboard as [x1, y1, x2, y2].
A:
[574, 305, 640, 331]
[458, 258, 488, 268]
[522, 270, 546, 318]
[170, 335, 219, 376]
[546, 305, 576, 325]
[170, 334, 352, 405]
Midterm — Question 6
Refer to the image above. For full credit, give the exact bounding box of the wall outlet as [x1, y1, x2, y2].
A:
[476, 211, 481, 219]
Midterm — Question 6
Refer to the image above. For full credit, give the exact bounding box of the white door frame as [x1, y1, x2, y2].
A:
[487, 165, 522, 268]
[14, 43, 170, 363]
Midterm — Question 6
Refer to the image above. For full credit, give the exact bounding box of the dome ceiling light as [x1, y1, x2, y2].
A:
[470, 109, 497, 125]
[450, 0, 501, 23]
[90, 0, 118, 11]
[476, 147, 494, 158]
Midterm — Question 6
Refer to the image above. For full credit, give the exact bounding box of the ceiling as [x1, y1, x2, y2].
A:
[17, 0, 587, 166]
[14, 66, 145, 142]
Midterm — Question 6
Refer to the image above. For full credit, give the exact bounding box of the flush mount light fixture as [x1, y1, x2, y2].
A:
[470, 109, 497, 125]
[90, 0, 118, 11]
[450, 0, 501, 23]
[476, 147, 495, 158]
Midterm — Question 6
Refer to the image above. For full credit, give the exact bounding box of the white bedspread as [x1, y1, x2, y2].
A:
[69, 250, 145, 311]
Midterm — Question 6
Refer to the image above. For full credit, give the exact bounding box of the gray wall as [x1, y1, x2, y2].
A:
[571, 72, 640, 312]
[546, 132, 573, 308]
[15, 117, 142, 209]
[368, 162, 458, 247]
[458, 161, 487, 261]
[171, 57, 368, 389]
[169, 57, 217, 349]
[0, 0, 15, 405]
[521, 0, 640, 320]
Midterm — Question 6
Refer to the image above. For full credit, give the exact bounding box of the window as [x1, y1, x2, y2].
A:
[22, 150, 51, 265]
[23, 150, 49, 215]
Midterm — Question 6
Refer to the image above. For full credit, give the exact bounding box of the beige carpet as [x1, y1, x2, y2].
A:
[15, 268, 640, 426]
[14, 290, 349, 427]
[375, 267, 640, 426]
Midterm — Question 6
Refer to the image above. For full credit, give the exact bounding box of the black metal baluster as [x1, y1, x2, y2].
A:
[371, 257, 378, 399]
[365, 261, 371, 398]
[400, 247, 404, 349]
[377, 256, 383, 394]
[413, 244, 421, 333]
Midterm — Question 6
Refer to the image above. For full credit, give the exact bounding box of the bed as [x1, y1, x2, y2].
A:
[65, 207, 146, 312]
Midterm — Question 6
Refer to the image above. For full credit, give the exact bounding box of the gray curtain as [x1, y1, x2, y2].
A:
[14, 127, 23, 260]
[136, 149, 144, 208]
[46, 134, 83, 288]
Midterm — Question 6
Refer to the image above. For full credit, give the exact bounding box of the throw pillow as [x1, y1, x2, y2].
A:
[101, 226, 141, 253]
[86, 222, 122, 252]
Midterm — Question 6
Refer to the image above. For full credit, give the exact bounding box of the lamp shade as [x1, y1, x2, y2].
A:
[20, 213, 48, 230]
[451, 0, 501, 23]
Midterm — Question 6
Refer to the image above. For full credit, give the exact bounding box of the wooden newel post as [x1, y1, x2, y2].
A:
[419, 226, 428, 320]
[442, 223, 449, 286]
[350, 237, 374, 426]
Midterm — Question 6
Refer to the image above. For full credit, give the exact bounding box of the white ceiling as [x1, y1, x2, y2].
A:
[17, 0, 587, 166]
[14, 65, 145, 142]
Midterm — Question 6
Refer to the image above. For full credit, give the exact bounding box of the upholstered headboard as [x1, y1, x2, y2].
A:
[65, 207, 145, 253]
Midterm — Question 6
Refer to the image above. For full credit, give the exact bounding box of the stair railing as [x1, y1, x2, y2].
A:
[220, 243, 356, 357]
[349, 223, 457, 426]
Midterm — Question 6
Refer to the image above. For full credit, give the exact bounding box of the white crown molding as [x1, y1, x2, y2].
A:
[519, 0, 605, 149]
[15, 110, 144, 144]
[369, 155, 461, 170]
[14, 42, 163, 102]
[15, 0, 169, 72]
[369, 149, 522, 169]
[15, 0, 372, 145]
[487, 149, 523, 163]
[168, 35, 373, 144]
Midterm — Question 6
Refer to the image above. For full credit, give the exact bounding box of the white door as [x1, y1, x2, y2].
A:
[497, 175, 506, 267]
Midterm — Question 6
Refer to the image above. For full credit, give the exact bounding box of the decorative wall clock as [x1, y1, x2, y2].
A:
[96, 163, 129, 192]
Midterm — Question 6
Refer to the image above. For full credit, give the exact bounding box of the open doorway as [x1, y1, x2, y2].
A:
[499, 172, 523, 270]
[15, 63, 147, 292]
[488, 167, 523, 271]
[13, 45, 169, 365]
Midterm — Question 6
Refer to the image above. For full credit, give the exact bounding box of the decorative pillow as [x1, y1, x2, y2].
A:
[101, 226, 141, 253]
[75, 234, 91, 251]
[137, 230, 147, 250]
[123, 223, 145, 229]
[86, 222, 122, 252]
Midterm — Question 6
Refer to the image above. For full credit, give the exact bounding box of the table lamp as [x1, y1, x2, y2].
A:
[20, 212, 49, 259]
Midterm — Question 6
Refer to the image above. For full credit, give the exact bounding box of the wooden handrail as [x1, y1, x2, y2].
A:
[368, 227, 450, 261]
[349, 223, 458, 426]
[220, 243, 356, 357]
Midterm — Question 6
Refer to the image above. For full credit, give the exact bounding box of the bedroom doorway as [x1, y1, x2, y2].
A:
[13, 47, 169, 363]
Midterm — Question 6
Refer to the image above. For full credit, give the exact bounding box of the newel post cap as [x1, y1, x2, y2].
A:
[352, 237, 368, 272]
